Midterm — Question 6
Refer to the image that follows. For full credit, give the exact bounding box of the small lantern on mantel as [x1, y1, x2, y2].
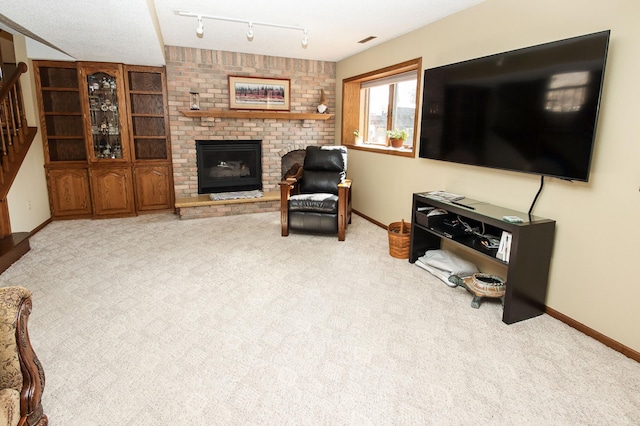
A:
[189, 90, 200, 110]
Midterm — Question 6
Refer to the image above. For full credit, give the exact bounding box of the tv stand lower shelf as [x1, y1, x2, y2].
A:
[409, 192, 556, 324]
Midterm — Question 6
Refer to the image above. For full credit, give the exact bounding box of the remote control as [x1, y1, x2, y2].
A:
[503, 215, 523, 223]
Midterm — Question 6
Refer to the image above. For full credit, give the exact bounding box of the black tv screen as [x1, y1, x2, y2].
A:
[419, 30, 610, 182]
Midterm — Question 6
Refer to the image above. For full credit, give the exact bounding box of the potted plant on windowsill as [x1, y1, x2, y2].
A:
[352, 129, 362, 144]
[386, 128, 409, 148]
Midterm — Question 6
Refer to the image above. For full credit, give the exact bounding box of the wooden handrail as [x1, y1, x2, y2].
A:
[0, 62, 28, 101]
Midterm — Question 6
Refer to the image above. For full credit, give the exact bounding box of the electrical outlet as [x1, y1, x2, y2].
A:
[28, 200, 32, 210]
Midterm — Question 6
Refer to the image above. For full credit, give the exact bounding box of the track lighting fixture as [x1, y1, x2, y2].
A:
[175, 10, 309, 48]
[246, 23, 254, 42]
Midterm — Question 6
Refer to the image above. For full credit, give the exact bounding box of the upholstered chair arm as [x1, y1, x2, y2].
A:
[0, 287, 47, 426]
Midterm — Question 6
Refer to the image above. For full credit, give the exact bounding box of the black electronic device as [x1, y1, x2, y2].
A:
[419, 30, 610, 182]
[429, 216, 473, 239]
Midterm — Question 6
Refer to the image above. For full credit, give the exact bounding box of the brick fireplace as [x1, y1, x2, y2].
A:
[164, 46, 336, 219]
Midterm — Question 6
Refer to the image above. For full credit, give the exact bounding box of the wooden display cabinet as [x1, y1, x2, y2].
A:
[124, 65, 174, 212]
[34, 60, 175, 219]
[34, 61, 92, 219]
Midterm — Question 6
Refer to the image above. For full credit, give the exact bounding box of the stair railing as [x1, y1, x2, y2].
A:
[0, 62, 29, 180]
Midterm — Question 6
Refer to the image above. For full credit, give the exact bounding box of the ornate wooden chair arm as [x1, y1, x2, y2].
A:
[16, 296, 47, 426]
[0, 287, 47, 426]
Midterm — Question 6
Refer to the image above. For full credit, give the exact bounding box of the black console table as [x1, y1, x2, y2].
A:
[410, 192, 556, 324]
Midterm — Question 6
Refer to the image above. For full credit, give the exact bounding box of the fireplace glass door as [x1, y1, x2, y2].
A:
[196, 140, 262, 194]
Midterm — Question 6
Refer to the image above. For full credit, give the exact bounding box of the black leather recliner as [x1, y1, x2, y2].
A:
[279, 145, 352, 241]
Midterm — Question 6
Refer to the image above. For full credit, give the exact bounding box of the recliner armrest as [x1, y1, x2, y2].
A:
[338, 179, 352, 189]
[337, 179, 352, 241]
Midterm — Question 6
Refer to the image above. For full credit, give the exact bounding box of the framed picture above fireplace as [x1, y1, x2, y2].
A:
[229, 76, 290, 111]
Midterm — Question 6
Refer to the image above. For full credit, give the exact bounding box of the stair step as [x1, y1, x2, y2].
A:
[0, 232, 30, 274]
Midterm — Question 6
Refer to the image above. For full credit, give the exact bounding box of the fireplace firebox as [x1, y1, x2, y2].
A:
[196, 140, 262, 194]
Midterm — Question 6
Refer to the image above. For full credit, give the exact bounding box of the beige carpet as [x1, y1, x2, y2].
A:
[1, 212, 638, 425]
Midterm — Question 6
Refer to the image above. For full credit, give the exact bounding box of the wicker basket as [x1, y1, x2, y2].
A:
[388, 219, 411, 259]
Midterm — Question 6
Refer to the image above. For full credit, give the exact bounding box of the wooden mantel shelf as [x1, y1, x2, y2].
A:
[180, 110, 334, 121]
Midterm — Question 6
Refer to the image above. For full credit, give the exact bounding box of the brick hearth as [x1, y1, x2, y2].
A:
[175, 192, 280, 220]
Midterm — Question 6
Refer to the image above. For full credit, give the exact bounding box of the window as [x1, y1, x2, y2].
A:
[545, 71, 590, 113]
[342, 58, 421, 157]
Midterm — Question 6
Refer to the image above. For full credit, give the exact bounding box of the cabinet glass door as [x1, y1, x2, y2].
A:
[87, 71, 123, 159]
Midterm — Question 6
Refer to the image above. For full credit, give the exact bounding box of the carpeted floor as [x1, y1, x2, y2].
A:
[1, 212, 639, 425]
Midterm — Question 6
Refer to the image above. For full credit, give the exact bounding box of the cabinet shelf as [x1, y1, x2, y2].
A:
[44, 112, 82, 116]
[41, 87, 79, 92]
[46, 135, 84, 139]
[180, 110, 334, 121]
[413, 222, 507, 265]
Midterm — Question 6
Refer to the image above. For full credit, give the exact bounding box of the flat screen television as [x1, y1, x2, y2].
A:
[419, 30, 610, 182]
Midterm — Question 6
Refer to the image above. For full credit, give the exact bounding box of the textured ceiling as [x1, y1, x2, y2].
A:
[1, 0, 484, 65]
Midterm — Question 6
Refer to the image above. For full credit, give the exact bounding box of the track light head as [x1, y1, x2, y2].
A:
[246, 23, 254, 41]
[196, 15, 204, 37]
[301, 29, 309, 48]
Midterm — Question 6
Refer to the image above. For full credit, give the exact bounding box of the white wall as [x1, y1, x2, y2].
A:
[336, 0, 640, 352]
[6, 34, 51, 232]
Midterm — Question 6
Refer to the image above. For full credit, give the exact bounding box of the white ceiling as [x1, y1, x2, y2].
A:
[1, 0, 484, 65]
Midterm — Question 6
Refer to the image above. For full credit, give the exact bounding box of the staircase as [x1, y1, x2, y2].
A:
[0, 62, 38, 273]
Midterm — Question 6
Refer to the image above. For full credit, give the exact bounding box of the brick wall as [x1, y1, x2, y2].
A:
[165, 46, 336, 200]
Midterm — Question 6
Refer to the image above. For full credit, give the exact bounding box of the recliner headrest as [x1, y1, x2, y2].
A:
[304, 146, 346, 172]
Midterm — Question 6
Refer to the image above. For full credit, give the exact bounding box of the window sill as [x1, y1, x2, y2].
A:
[343, 142, 415, 158]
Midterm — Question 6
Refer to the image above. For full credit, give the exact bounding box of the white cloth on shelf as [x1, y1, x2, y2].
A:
[416, 249, 478, 287]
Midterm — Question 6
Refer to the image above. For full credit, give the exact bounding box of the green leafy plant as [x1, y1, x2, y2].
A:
[352, 129, 360, 137]
[386, 128, 409, 140]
